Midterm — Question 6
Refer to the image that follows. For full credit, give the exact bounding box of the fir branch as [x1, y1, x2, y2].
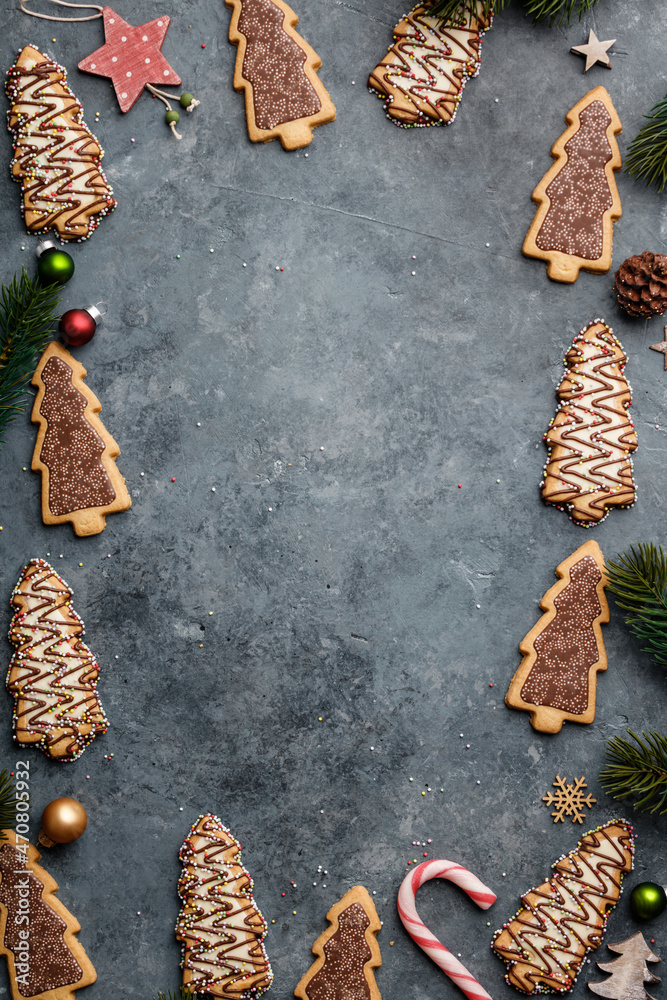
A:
[152, 991, 197, 1000]
[0, 770, 17, 841]
[424, 0, 600, 26]
[600, 730, 667, 815]
[426, 0, 500, 21]
[625, 94, 667, 194]
[605, 543, 667, 666]
[0, 269, 60, 447]
[522, 0, 601, 25]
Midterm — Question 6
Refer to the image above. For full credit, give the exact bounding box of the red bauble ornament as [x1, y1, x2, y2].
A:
[59, 308, 98, 347]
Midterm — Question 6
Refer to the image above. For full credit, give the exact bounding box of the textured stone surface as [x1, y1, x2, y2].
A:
[0, 2, 665, 999]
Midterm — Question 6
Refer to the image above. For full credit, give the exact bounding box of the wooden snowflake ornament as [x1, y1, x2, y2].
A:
[78, 7, 181, 112]
[542, 775, 596, 823]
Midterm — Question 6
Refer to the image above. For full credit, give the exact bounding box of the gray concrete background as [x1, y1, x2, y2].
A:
[0, 0, 665, 998]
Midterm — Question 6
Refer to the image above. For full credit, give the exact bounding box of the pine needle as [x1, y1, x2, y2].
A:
[625, 94, 667, 194]
[152, 991, 197, 1000]
[599, 730, 667, 815]
[605, 543, 667, 666]
[426, 0, 502, 21]
[0, 770, 17, 841]
[522, 0, 601, 25]
[0, 269, 60, 447]
[422, 0, 599, 26]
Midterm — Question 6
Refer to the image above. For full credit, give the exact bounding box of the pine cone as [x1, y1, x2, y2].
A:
[613, 251, 667, 318]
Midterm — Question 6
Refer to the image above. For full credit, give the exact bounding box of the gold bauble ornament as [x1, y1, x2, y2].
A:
[38, 797, 87, 847]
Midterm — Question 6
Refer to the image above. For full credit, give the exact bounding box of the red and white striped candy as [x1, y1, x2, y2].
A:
[397, 859, 496, 1000]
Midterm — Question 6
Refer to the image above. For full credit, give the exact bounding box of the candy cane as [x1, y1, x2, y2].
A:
[397, 859, 496, 1000]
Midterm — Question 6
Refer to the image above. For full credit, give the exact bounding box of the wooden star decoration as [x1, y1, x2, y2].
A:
[78, 7, 181, 113]
[649, 326, 667, 370]
[571, 29, 616, 72]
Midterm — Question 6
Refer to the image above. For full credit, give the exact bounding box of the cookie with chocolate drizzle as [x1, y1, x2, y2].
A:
[295, 886, 382, 1000]
[176, 814, 273, 999]
[523, 87, 622, 283]
[492, 820, 634, 995]
[0, 830, 96, 1000]
[6, 46, 115, 241]
[540, 320, 637, 527]
[225, 0, 336, 149]
[368, 2, 492, 128]
[505, 540, 609, 734]
[7, 558, 108, 761]
[31, 342, 131, 537]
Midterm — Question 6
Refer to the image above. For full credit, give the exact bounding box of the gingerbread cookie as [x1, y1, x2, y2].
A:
[176, 814, 273, 999]
[225, 0, 336, 149]
[31, 342, 131, 536]
[540, 320, 637, 526]
[6, 46, 115, 241]
[368, 3, 491, 128]
[7, 558, 108, 761]
[523, 87, 622, 283]
[0, 829, 96, 1000]
[505, 541, 609, 734]
[295, 886, 381, 1000]
[492, 820, 634, 995]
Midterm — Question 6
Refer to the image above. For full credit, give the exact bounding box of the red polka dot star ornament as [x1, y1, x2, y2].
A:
[20, 1, 200, 137]
[78, 7, 181, 112]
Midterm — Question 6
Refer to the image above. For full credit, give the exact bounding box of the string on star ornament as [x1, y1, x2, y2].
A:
[20, 0, 200, 139]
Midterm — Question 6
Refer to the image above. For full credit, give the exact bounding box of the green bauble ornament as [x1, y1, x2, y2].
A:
[179, 93, 194, 108]
[630, 881, 667, 920]
[37, 245, 74, 286]
[165, 110, 180, 125]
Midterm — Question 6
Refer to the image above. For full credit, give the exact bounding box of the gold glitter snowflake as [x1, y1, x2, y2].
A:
[542, 775, 596, 823]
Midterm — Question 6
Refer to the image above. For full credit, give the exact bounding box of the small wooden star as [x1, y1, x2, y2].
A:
[571, 29, 616, 72]
[650, 326, 667, 369]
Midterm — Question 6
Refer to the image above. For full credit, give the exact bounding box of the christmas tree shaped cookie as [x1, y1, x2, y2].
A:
[492, 820, 634, 995]
[0, 829, 97, 1000]
[295, 886, 382, 1000]
[31, 342, 131, 536]
[506, 541, 609, 733]
[225, 0, 336, 149]
[5, 46, 115, 241]
[7, 558, 108, 761]
[589, 933, 661, 1000]
[368, 2, 491, 128]
[523, 87, 622, 282]
[541, 321, 637, 526]
[176, 813, 273, 999]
